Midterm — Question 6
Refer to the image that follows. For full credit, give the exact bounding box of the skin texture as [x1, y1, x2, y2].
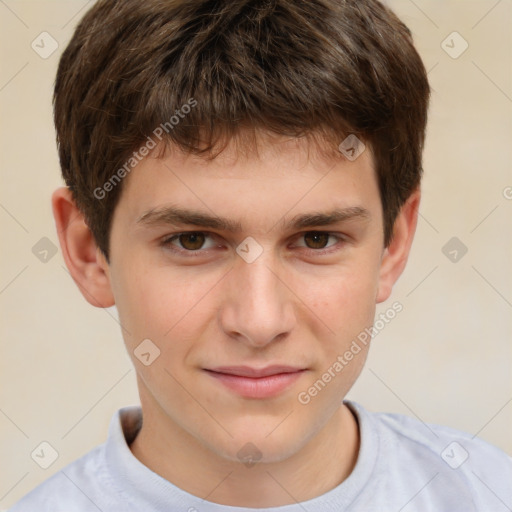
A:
[52, 131, 419, 507]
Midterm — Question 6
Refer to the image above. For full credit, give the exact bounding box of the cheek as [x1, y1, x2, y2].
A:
[114, 264, 220, 351]
[304, 261, 379, 337]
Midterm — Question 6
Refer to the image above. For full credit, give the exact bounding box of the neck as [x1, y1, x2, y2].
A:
[129, 397, 359, 508]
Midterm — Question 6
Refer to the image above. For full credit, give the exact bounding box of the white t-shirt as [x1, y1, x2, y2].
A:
[9, 401, 512, 511]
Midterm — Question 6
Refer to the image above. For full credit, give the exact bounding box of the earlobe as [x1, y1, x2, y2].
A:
[52, 186, 115, 308]
[376, 189, 420, 303]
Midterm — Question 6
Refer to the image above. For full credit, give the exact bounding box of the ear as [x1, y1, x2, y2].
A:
[376, 188, 420, 303]
[52, 186, 115, 308]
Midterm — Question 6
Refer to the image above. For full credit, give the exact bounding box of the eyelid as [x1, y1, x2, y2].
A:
[291, 231, 344, 249]
[161, 231, 222, 253]
[161, 230, 347, 257]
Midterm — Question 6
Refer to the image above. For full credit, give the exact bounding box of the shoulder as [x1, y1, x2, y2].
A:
[8, 443, 118, 512]
[377, 406, 512, 471]
[348, 401, 512, 511]
[8, 406, 140, 511]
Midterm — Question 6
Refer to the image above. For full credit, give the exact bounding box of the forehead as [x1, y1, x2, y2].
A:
[113, 132, 379, 233]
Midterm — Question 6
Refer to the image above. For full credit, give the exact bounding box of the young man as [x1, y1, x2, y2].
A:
[10, 0, 512, 510]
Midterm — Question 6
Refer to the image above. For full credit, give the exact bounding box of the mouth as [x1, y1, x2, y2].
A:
[203, 365, 307, 399]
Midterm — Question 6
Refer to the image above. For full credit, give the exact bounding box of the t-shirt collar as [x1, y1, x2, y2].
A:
[104, 400, 379, 511]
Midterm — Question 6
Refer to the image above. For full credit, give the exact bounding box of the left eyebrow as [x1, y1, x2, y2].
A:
[135, 204, 370, 232]
[287, 206, 370, 230]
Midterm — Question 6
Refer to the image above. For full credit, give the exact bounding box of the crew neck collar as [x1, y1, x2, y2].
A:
[104, 400, 379, 511]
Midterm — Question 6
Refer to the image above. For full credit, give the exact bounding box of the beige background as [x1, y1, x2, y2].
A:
[1, 0, 511, 508]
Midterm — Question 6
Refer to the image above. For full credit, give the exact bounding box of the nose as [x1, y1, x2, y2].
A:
[219, 249, 296, 348]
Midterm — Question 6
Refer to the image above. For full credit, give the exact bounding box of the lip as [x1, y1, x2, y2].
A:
[208, 365, 305, 378]
[204, 365, 307, 399]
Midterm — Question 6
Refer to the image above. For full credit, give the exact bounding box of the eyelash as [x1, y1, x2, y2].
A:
[160, 231, 346, 257]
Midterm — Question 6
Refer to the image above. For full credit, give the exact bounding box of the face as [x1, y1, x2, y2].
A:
[104, 133, 389, 463]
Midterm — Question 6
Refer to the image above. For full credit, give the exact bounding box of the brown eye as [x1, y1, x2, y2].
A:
[177, 232, 206, 250]
[161, 231, 220, 256]
[303, 232, 330, 249]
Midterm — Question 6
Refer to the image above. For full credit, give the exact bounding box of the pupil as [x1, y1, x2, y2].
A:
[306, 232, 328, 249]
[181, 233, 204, 250]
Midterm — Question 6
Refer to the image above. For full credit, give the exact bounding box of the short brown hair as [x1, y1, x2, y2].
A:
[54, 0, 430, 261]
